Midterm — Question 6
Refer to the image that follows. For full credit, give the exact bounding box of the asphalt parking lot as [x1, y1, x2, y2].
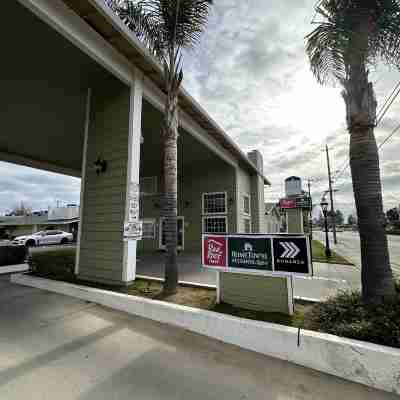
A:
[0, 275, 397, 400]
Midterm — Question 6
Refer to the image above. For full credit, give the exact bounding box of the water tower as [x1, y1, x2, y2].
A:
[285, 176, 302, 198]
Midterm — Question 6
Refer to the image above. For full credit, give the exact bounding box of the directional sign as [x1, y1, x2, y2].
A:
[202, 234, 311, 276]
[273, 237, 310, 274]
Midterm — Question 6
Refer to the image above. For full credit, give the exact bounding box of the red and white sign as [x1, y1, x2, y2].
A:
[279, 199, 297, 209]
[203, 236, 227, 268]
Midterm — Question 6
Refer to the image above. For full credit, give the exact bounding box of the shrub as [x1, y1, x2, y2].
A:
[0, 245, 27, 266]
[303, 282, 400, 348]
[29, 248, 76, 281]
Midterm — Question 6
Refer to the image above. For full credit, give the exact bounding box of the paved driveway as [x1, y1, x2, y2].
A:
[313, 231, 400, 277]
[0, 275, 396, 400]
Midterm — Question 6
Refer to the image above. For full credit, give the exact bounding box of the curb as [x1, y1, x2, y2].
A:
[11, 273, 400, 395]
[0, 264, 29, 275]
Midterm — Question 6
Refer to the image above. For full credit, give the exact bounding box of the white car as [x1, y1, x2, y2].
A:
[12, 230, 73, 247]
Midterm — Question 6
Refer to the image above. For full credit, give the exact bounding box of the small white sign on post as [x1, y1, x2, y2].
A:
[124, 182, 141, 239]
[124, 221, 143, 241]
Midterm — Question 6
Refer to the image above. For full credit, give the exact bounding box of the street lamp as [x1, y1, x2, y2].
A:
[320, 197, 332, 258]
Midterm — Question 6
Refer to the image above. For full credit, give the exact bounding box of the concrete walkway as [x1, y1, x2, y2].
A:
[136, 252, 358, 301]
[0, 275, 396, 400]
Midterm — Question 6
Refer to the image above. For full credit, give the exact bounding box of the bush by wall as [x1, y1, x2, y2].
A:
[303, 282, 400, 348]
[0, 245, 27, 266]
[29, 248, 76, 281]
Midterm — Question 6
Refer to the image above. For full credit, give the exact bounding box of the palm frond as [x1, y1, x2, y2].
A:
[306, 0, 400, 85]
[112, 0, 212, 60]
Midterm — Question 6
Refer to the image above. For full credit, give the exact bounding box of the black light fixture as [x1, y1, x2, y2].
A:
[94, 157, 107, 175]
[320, 197, 331, 258]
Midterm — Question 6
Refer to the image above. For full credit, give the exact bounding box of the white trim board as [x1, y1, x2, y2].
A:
[0, 151, 81, 178]
[11, 274, 400, 395]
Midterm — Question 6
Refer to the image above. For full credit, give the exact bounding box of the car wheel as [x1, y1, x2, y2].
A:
[26, 240, 36, 248]
[60, 238, 68, 245]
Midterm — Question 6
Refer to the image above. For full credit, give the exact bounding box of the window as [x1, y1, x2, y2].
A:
[244, 218, 251, 233]
[243, 194, 251, 215]
[142, 220, 156, 239]
[203, 216, 227, 233]
[202, 192, 227, 215]
[140, 177, 157, 196]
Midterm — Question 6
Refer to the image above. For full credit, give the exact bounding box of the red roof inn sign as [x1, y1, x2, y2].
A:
[202, 234, 312, 277]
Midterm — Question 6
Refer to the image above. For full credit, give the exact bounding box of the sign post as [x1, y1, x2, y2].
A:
[203, 234, 311, 315]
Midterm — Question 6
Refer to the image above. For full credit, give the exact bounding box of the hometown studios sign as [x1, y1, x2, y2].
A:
[203, 234, 311, 276]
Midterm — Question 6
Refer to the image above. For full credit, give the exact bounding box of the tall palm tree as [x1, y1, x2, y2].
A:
[306, 0, 400, 303]
[113, 0, 213, 294]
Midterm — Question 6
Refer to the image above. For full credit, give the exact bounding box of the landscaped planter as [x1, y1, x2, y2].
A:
[0, 244, 27, 266]
[11, 273, 400, 395]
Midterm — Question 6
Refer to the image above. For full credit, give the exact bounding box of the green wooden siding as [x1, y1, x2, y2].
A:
[137, 160, 236, 253]
[78, 78, 130, 285]
[220, 272, 290, 314]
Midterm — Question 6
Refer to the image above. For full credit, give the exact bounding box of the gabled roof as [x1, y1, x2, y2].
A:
[61, 0, 270, 185]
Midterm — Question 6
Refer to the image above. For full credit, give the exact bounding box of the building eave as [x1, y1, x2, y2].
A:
[60, 0, 270, 185]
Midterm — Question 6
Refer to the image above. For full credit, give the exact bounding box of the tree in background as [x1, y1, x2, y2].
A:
[306, 0, 400, 303]
[335, 210, 344, 226]
[347, 214, 357, 226]
[113, 0, 213, 294]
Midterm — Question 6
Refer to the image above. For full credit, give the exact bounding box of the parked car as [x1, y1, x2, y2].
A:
[12, 230, 73, 247]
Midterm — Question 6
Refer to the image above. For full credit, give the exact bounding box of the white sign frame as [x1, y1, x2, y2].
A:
[202, 233, 312, 278]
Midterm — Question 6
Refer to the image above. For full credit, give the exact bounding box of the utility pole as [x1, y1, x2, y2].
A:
[325, 145, 337, 244]
[306, 178, 314, 238]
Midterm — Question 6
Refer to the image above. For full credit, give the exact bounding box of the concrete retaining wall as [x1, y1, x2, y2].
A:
[11, 273, 400, 395]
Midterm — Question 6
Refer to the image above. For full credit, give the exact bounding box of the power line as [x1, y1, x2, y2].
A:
[378, 121, 400, 149]
[376, 80, 400, 126]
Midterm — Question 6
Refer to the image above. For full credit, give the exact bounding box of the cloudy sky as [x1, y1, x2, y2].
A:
[1, 0, 399, 217]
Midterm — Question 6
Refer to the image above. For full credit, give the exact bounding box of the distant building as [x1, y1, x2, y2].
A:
[0, 206, 79, 239]
[264, 203, 282, 233]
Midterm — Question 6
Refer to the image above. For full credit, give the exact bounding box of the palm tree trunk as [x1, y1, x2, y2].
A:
[162, 81, 179, 295]
[344, 68, 396, 304]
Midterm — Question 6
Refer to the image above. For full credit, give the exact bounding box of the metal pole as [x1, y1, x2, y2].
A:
[323, 209, 332, 258]
[325, 145, 337, 244]
[307, 179, 313, 262]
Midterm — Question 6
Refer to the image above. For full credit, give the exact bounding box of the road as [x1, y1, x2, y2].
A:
[313, 231, 400, 277]
[0, 275, 396, 400]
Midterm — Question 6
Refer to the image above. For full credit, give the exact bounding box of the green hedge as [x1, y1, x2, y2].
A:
[304, 282, 400, 348]
[29, 248, 76, 281]
[0, 245, 27, 266]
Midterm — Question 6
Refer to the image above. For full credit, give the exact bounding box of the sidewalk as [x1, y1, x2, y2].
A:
[136, 253, 360, 302]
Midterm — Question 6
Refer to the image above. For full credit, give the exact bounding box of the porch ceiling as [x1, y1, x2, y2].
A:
[0, 1, 113, 176]
[60, 0, 270, 185]
[141, 100, 231, 177]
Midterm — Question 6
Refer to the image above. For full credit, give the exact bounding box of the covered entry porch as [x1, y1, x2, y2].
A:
[2, 0, 265, 286]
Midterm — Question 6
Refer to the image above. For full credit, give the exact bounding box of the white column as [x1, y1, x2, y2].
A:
[122, 69, 143, 282]
[75, 88, 91, 275]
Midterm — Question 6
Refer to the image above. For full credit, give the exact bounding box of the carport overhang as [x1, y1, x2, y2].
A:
[4, 0, 269, 185]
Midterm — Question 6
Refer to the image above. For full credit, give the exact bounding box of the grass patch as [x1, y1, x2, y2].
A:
[312, 240, 353, 265]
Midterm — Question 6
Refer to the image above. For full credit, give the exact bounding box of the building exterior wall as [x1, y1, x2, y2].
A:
[247, 151, 265, 233]
[236, 168, 252, 233]
[138, 160, 236, 252]
[78, 78, 130, 284]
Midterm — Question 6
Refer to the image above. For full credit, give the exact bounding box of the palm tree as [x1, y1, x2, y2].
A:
[114, 0, 213, 294]
[306, 0, 400, 303]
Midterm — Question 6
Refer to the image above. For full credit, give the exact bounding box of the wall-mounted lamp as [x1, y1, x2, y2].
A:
[94, 157, 107, 175]
[228, 197, 235, 207]
[184, 200, 191, 208]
